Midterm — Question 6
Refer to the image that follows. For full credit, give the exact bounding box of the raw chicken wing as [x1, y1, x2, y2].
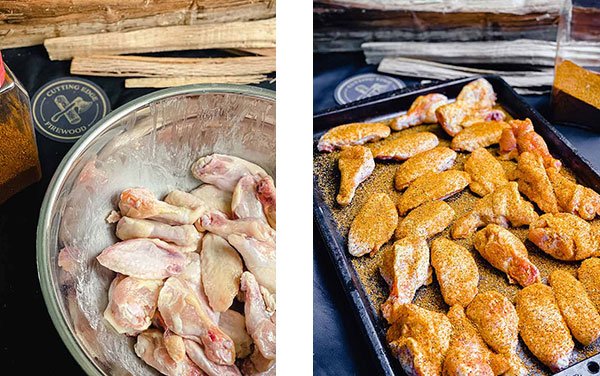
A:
[232, 174, 269, 223]
[380, 236, 431, 324]
[549, 270, 600, 346]
[528, 213, 600, 261]
[185, 339, 242, 376]
[466, 291, 519, 355]
[256, 174, 276, 229]
[394, 146, 457, 190]
[391, 93, 448, 130]
[317, 122, 391, 152]
[395, 200, 455, 240]
[499, 118, 561, 169]
[464, 148, 509, 197]
[515, 283, 574, 372]
[579, 258, 600, 312]
[452, 182, 538, 239]
[116, 217, 201, 247]
[134, 329, 203, 376]
[119, 188, 202, 225]
[219, 310, 253, 359]
[450, 121, 510, 152]
[397, 170, 470, 215]
[473, 224, 540, 287]
[241, 272, 276, 360]
[103, 274, 163, 335]
[96, 238, 189, 279]
[158, 276, 236, 365]
[190, 184, 233, 217]
[547, 167, 600, 220]
[228, 233, 276, 293]
[348, 192, 398, 257]
[200, 211, 275, 244]
[515, 151, 559, 213]
[191, 154, 267, 192]
[336, 145, 375, 206]
[431, 238, 478, 307]
[201, 234, 244, 312]
[370, 131, 439, 161]
[386, 304, 452, 376]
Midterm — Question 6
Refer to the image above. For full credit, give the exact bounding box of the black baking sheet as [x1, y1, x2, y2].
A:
[313, 75, 600, 376]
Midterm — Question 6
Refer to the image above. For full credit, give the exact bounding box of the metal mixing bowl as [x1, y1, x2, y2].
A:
[36, 85, 275, 375]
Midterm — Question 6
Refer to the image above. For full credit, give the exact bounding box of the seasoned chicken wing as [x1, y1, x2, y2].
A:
[185, 339, 242, 376]
[241, 272, 276, 360]
[317, 122, 391, 152]
[528, 213, 600, 261]
[431, 238, 478, 307]
[436, 78, 501, 136]
[473, 224, 540, 287]
[515, 151, 559, 213]
[499, 118, 561, 169]
[336, 145, 375, 206]
[466, 291, 519, 355]
[134, 329, 203, 376]
[348, 192, 398, 257]
[394, 146, 457, 190]
[397, 170, 470, 215]
[395, 200, 455, 240]
[391, 93, 449, 130]
[370, 131, 439, 161]
[191, 154, 267, 192]
[464, 148, 509, 197]
[380, 236, 431, 324]
[579, 258, 600, 312]
[190, 184, 233, 218]
[549, 270, 600, 346]
[119, 188, 202, 225]
[103, 274, 163, 335]
[515, 283, 574, 372]
[450, 121, 510, 152]
[444, 305, 503, 376]
[386, 304, 452, 376]
[201, 234, 244, 312]
[96, 238, 189, 279]
[158, 276, 236, 365]
[547, 167, 600, 220]
[451, 182, 537, 239]
[116, 217, 201, 247]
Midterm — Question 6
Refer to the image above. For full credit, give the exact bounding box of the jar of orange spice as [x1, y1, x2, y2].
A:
[0, 52, 41, 204]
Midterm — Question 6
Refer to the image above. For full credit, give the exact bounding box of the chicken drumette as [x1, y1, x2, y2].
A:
[336, 145, 375, 206]
[391, 93, 448, 130]
[191, 154, 267, 192]
[394, 146, 457, 190]
[515, 151, 559, 213]
[474, 224, 540, 287]
[451, 182, 538, 239]
[317, 122, 391, 152]
[380, 236, 431, 324]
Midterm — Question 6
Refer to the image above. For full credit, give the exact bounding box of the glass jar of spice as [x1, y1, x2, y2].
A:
[0, 53, 41, 204]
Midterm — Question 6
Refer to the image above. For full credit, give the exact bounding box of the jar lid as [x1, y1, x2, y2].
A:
[0, 52, 4, 87]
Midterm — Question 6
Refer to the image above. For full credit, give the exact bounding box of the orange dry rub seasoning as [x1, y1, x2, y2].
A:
[0, 66, 41, 204]
[552, 60, 600, 131]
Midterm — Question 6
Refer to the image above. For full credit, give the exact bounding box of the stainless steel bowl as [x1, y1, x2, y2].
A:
[36, 84, 275, 375]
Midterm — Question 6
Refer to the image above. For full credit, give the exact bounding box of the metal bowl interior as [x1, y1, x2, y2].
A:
[36, 84, 275, 375]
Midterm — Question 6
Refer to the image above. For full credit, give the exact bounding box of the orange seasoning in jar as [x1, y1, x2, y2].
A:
[0, 52, 41, 204]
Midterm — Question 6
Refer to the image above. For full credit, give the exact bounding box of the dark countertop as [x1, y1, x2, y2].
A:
[0, 46, 274, 373]
[312, 52, 600, 375]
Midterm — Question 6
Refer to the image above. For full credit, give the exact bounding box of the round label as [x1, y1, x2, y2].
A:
[334, 73, 405, 105]
[32, 77, 111, 143]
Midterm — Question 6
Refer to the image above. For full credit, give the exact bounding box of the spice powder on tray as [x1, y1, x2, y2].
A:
[313, 122, 600, 375]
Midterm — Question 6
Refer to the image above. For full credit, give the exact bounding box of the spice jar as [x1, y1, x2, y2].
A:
[0, 53, 41, 204]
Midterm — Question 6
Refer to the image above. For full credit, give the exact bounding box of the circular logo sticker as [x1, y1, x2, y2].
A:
[32, 77, 110, 143]
[334, 73, 406, 105]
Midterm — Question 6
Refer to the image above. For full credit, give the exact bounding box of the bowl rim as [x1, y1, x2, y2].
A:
[36, 83, 276, 375]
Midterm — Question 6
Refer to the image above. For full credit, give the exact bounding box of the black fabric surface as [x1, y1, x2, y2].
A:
[0, 46, 274, 373]
[313, 52, 600, 375]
